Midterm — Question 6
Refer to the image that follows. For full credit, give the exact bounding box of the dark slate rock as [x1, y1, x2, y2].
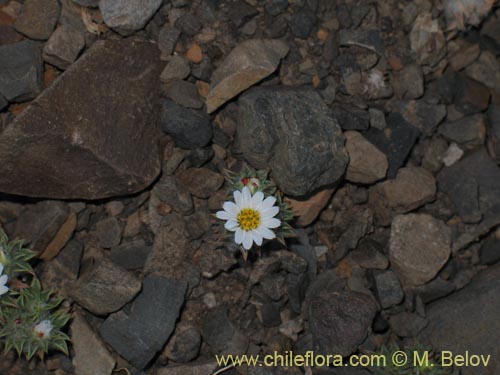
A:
[287, 273, 308, 314]
[160, 99, 212, 149]
[0, 39, 162, 199]
[487, 105, 500, 164]
[202, 306, 248, 355]
[265, 0, 288, 16]
[412, 277, 456, 304]
[164, 80, 203, 109]
[158, 25, 181, 56]
[363, 112, 420, 178]
[479, 234, 500, 265]
[309, 289, 377, 356]
[419, 266, 500, 375]
[226, 0, 258, 27]
[373, 270, 404, 308]
[331, 106, 369, 130]
[261, 302, 282, 327]
[289, 8, 316, 38]
[175, 13, 202, 36]
[100, 276, 187, 369]
[69, 258, 141, 315]
[437, 148, 500, 226]
[238, 86, 348, 196]
[438, 114, 486, 149]
[0, 40, 43, 102]
[110, 240, 152, 270]
[185, 147, 214, 168]
[14, 0, 60, 40]
[388, 100, 446, 134]
[43, 25, 85, 70]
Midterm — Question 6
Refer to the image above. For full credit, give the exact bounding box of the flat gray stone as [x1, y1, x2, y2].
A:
[14, 0, 60, 40]
[100, 275, 187, 369]
[99, 0, 163, 35]
[420, 265, 500, 375]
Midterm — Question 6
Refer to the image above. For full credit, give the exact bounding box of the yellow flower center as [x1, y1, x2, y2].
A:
[237, 208, 261, 231]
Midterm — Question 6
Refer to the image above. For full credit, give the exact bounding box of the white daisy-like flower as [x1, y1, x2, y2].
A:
[216, 186, 281, 250]
[34, 320, 53, 339]
[0, 263, 8, 297]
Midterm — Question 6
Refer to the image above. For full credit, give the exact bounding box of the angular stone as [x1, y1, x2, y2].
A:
[71, 312, 116, 375]
[363, 112, 420, 178]
[226, 0, 258, 27]
[100, 276, 187, 369]
[99, 0, 163, 36]
[374, 270, 404, 308]
[437, 148, 500, 226]
[389, 312, 428, 337]
[164, 80, 203, 109]
[206, 39, 289, 113]
[238, 86, 348, 196]
[40, 212, 77, 261]
[465, 51, 500, 90]
[331, 106, 369, 131]
[152, 174, 194, 215]
[164, 326, 201, 363]
[110, 239, 152, 270]
[144, 213, 194, 280]
[286, 189, 334, 227]
[202, 306, 248, 355]
[369, 167, 436, 226]
[420, 266, 500, 375]
[410, 12, 446, 66]
[392, 64, 424, 99]
[309, 290, 377, 356]
[14, 0, 60, 40]
[439, 113, 486, 149]
[96, 217, 122, 248]
[175, 13, 202, 36]
[388, 100, 447, 134]
[14, 201, 69, 254]
[70, 258, 141, 315]
[43, 25, 85, 70]
[160, 99, 212, 149]
[0, 40, 43, 102]
[0, 39, 162, 199]
[289, 8, 316, 38]
[177, 167, 224, 199]
[158, 25, 180, 56]
[454, 74, 490, 115]
[345, 131, 388, 184]
[160, 55, 190, 83]
[390, 213, 451, 286]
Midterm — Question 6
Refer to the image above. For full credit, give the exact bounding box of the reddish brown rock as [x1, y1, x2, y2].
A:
[0, 39, 163, 199]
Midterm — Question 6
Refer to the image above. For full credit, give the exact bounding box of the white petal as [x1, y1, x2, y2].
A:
[251, 230, 263, 246]
[242, 231, 253, 250]
[0, 275, 7, 285]
[256, 226, 276, 240]
[260, 196, 277, 210]
[0, 286, 8, 295]
[234, 190, 243, 207]
[216, 210, 231, 220]
[242, 186, 251, 207]
[0, 264, 3, 275]
[222, 201, 239, 217]
[224, 220, 239, 231]
[235, 228, 244, 244]
[262, 218, 281, 229]
[250, 191, 264, 208]
[261, 206, 279, 219]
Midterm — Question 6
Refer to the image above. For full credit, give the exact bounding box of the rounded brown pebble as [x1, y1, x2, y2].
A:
[186, 43, 202, 63]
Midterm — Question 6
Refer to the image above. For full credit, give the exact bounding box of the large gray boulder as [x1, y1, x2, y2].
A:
[237, 86, 348, 197]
